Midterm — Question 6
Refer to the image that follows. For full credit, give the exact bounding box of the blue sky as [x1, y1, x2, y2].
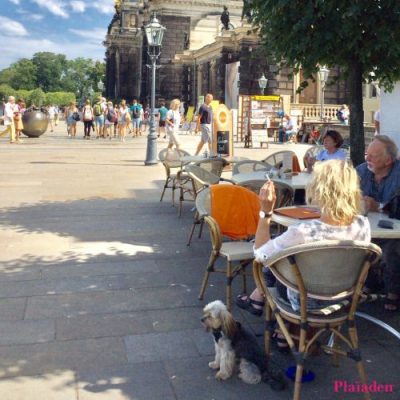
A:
[0, 0, 115, 70]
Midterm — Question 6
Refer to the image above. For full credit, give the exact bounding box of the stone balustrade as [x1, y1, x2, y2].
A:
[290, 103, 342, 121]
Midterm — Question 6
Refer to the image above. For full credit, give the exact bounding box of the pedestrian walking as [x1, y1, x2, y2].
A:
[82, 100, 93, 139]
[166, 98, 182, 150]
[194, 93, 214, 155]
[130, 99, 142, 137]
[65, 101, 79, 137]
[117, 100, 130, 142]
[0, 96, 17, 143]
[158, 101, 168, 138]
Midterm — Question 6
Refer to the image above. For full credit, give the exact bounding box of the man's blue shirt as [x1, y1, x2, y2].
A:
[356, 159, 400, 204]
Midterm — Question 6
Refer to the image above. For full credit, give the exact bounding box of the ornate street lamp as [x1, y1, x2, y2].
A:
[144, 12, 166, 165]
[318, 65, 330, 120]
[258, 74, 268, 95]
[97, 79, 104, 94]
[88, 86, 94, 102]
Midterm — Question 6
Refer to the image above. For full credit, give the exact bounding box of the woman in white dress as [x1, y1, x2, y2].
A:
[166, 98, 182, 150]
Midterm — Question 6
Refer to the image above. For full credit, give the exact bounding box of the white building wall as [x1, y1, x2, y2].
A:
[381, 82, 400, 150]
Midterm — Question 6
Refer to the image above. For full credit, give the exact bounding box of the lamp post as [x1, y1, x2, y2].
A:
[318, 65, 330, 120]
[258, 74, 268, 95]
[144, 12, 166, 165]
[97, 79, 104, 95]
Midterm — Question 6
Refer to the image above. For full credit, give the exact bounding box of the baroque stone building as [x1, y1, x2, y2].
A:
[104, 0, 348, 107]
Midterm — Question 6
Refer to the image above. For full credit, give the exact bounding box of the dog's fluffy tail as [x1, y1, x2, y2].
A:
[262, 369, 287, 391]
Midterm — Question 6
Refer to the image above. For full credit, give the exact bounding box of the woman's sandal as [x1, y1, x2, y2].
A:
[272, 332, 290, 354]
[236, 294, 265, 316]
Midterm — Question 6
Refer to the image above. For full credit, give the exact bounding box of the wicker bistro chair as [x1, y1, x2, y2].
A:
[176, 158, 228, 217]
[232, 160, 271, 176]
[262, 150, 295, 170]
[197, 185, 260, 309]
[253, 240, 382, 400]
[159, 148, 191, 205]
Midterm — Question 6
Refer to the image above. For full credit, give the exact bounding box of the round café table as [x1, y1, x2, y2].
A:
[272, 207, 400, 239]
[232, 171, 313, 190]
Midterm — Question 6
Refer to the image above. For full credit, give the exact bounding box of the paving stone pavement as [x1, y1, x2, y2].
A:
[0, 123, 399, 399]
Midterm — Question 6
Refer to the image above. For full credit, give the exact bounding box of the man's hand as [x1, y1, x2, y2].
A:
[363, 196, 379, 212]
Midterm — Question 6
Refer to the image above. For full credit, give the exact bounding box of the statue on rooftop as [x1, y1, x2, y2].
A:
[221, 6, 230, 30]
[107, 0, 122, 34]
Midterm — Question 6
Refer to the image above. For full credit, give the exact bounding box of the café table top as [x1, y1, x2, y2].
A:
[232, 171, 312, 190]
[271, 207, 400, 239]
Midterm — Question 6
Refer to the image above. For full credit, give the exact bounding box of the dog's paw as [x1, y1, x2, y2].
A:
[208, 361, 219, 370]
[216, 371, 230, 380]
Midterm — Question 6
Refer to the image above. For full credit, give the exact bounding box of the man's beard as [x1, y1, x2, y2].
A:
[367, 164, 375, 173]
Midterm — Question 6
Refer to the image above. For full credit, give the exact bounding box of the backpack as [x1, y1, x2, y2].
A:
[83, 106, 92, 121]
[107, 108, 117, 123]
[132, 106, 140, 119]
[72, 111, 80, 121]
[94, 104, 102, 116]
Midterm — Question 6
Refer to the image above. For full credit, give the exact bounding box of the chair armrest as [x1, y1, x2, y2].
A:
[204, 215, 222, 252]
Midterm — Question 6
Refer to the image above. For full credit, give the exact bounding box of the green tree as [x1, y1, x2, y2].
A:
[32, 52, 67, 92]
[0, 84, 15, 102]
[46, 91, 76, 106]
[28, 88, 46, 107]
[9, 59, 37, 90]
[247, 0, 400, 165]
[0, 68, 16, 86]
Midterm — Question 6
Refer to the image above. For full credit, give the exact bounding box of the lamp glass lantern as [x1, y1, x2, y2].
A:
[144, 13, 166, 48]
[97, 79, 104, 92]
[258, 74, 268, 95]
[318, 65, 330, 86]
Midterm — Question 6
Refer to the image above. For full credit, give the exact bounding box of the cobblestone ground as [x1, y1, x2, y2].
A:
[0, 122, 398, 399]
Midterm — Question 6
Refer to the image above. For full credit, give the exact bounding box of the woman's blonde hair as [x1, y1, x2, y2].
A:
[170, 98, 180, 111]
[306, 160, 362, 224]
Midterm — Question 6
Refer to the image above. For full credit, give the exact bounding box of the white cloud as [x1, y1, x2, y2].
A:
[96, 0, 115, 15]
[30, 14, 45, 21]
[70, 0, 86, 13]
[8, 0, 20, 5]
[0, 16, 28, 37]
[32, 0, 69, 19]
[0, 32, 106, 70]
[69, 28, 106, 42]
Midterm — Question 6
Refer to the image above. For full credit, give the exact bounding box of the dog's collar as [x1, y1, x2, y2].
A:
[212, 328, 222, 342]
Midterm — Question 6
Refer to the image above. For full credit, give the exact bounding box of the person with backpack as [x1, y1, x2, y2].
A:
[93, 97, 105, 139]
[82, 99, 93, 139]
[65, 101, 79, 138]
[105, 101, 117, 139]
[130, 98, 142, 137]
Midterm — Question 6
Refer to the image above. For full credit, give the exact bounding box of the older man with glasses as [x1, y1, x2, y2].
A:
[357, 135, 400, 311]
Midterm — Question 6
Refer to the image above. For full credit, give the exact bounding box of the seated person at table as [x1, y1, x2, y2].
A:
[356, 135, 400, 311]
[236, 160, 371, 316]
[305, 130, 347, 169]
[278, 114, 297, 143]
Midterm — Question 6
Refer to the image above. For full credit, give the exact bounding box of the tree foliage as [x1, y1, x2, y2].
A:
[246, 0, 400, 165]
[0, 52, 105, 99]
[27, 88, 46, 107]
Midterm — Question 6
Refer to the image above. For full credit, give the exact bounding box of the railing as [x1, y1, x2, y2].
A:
[291, 103, 341, 121]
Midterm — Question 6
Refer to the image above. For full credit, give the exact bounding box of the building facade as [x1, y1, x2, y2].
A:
[104, 0, 349, 107]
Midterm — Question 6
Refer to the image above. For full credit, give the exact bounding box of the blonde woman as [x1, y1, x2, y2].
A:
[237, 160, 371, 316]
[117, 100, 130, 142]
[165, 98, 182, 150]
[82, 99, 93, 139]
[65, 101, 79, 137]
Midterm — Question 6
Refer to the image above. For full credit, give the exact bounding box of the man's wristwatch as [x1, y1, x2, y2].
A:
[259, 210, 273, 219]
